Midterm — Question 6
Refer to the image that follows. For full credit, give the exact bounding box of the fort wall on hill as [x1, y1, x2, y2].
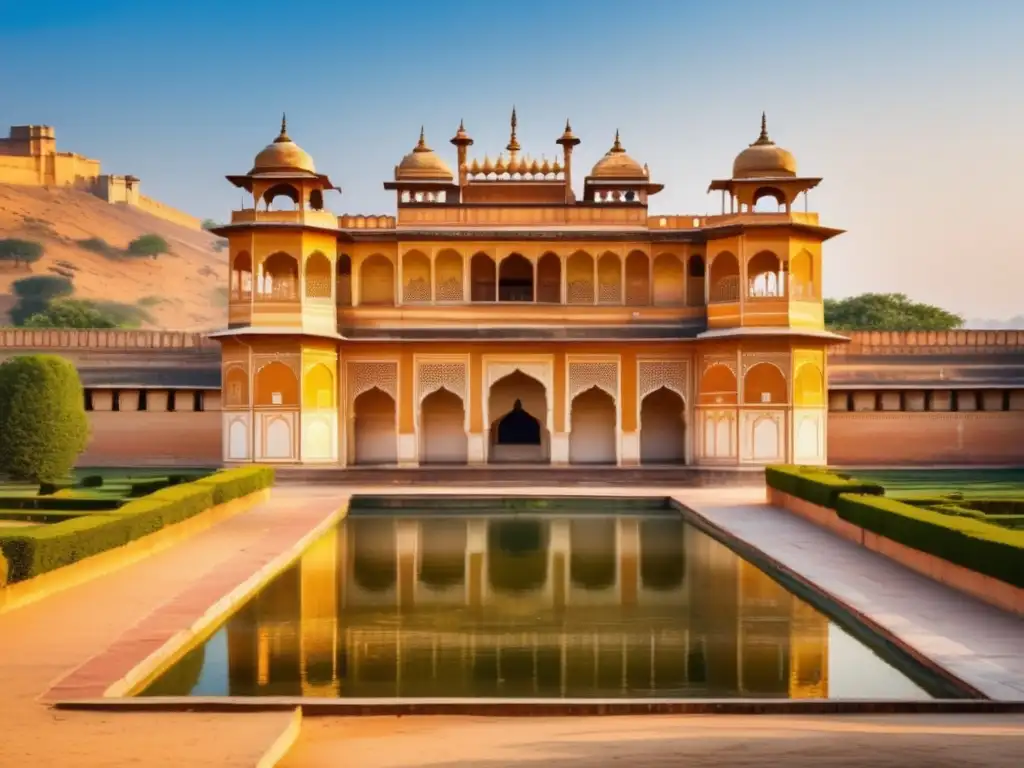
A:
[2, 328, 1024, 468]
[0, 125, 202, 231]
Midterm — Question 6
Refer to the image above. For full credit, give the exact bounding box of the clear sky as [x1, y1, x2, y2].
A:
[1, 0, 1021, 318]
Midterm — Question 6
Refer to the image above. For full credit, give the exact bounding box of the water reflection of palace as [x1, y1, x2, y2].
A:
[224, 516, 828, 699]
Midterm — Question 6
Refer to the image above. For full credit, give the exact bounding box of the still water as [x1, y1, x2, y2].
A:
[141, 512, 933, 700]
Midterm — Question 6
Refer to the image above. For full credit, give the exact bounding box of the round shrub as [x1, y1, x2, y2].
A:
[127, 234, 169, 258]
[0, 355, 90, 483]
[12, 274, 74, 301]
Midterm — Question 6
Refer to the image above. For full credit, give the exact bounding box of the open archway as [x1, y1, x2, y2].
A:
[569, 386, 617, 465]
[402, 250, 431, 303]
[625, 251, 650, 305]
[258, 253, 299, 301]
[419, 388, 467, 464]
[536, 252, 561, 303]
[352, 387, 397, 464]
[640, 387, 686, 464]
[566, 251, 594, 304]
[488, 370, 549, 463]
[748, 251, 783, 297]
[708, 252, 740, 303]
[470, 253, 496, 302]
[434, 250, 464, 302]
[232, 252, 252, 300]
[498, 253, 533, 302]
[336, 254, 352, 306]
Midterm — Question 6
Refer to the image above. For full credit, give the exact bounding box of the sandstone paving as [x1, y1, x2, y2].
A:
[0, 487, 343, 767]
[280, 714, 1024, 767]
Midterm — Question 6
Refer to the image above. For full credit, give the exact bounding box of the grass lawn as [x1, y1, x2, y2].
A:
[843, 468, 1024, 499]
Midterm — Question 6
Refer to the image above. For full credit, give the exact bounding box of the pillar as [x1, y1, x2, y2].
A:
[618, 351, 640, 466]
[550, 350, 569, 464]
[467, 352, 486, 464]
[397, 351, 417, 466]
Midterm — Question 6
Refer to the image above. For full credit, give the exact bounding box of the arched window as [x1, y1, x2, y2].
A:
[498, 253, 533, 302]
[304, 252, 332, 299]
[232, 252, 252, 300]
[708, 252, 739, 303]
[257, 253, 299, 301]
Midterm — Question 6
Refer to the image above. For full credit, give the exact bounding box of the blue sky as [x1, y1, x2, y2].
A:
[1, 0, 1021, 317]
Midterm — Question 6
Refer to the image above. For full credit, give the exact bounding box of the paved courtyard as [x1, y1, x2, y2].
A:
[0, 483, 1021, 766]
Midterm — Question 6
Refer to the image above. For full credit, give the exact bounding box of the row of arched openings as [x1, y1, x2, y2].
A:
[230, 249, 816, 306]
[347, 517, 686, 595]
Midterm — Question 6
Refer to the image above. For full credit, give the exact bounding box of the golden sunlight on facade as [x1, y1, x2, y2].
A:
[211, 110, 844, 468]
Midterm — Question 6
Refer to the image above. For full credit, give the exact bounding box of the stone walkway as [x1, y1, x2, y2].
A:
[282, 714, 1024, 767]
[682, 498, 1024, 702]
[0, 487, 343, 767]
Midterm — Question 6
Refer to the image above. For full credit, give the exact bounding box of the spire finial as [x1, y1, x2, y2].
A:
[507, 105, 521, 152]
[414, 126, 431, 152]
[565, 118, 572, 132]
[459, 118, 465, 131]
[275, 113, 290, 143]
[611, 129, 624, 152]
[754, 111, 774, 145]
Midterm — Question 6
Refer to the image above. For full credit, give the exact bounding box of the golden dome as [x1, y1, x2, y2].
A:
[732, 113, 797, 179]
[395, 127, 454, 181]
[252, 115, 317, 174]
[590, 131, 647, 179]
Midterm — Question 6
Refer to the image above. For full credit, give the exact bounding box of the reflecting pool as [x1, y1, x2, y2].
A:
[141, 511, 936, 700]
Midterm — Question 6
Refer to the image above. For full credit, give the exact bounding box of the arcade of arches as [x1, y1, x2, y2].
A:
[218, 347, 828, 467]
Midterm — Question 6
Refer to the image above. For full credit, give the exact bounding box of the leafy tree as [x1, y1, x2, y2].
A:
[12, 275, 74, 301]
[0, 238, 44, 268]
[76, 237, 122, 259]
[8, 275, 75, 326]
[0, 354, 90, 482]
[824, 293, 964, 331]
[22, 300, 119, 329]
[127, 234, 170, 258]
[201, 219, 224, 231]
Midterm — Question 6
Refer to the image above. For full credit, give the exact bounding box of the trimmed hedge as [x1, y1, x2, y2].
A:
[0, 550, 7, 587]
[80, 475, 104, 488]
[0, 466, 274, 584]
[835, 494, 1024, 588]
[0, 496, 122, 512]
[765, 465, 884, 509]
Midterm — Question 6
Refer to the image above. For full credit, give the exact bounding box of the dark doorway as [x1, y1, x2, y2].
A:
[498, 254, 533, 302]
[496, 400, 541, 445]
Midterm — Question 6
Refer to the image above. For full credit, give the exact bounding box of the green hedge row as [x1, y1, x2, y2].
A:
[836, 494, 1024, 588]
[0, 466, 274, 585]
[0, 496, 123, 512]
[766, 465, 1024, 589]
[765, 465, 884, 509]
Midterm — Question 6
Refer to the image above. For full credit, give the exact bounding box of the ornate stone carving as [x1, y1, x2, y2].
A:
[568, 360, 618, 400]
[639, 359, 688, 401]
[347, 360, 398, 403]
[418, 361, 467, 403]
[403, 277, 431, 303]
[435, 277, 463, 302]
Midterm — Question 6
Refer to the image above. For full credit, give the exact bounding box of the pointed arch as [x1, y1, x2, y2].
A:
[536, 252, 561, 303]
[470, 252, 496, 302]
[747, 250, 783, 298]
[569, 386, 617, 465]
[652, 253, 685, 305]
[232, 252, 252, 300]
[708, 251, 739, 303]
[498, 253, 533, 302]
[794, 362, 825, 407]
[625, 250, 650, 305]
[303, 363, 335, 409]
[597, 252, 622, 304]
[254, 361, 298, 407]
[434, 249, 464, 302]
[420, 387, 468, 464]
[257, 252, 299, 301]
[699, 363, 738, 405]
[566, 251, 594, 304]
[304, 251, 332, 299]
[790, 250, 816, 300]
[360, 254, 395, 306]
[352, 387, 397, 464]
[640, 386, 686, 464]
[743, 362, 788, 405]
[488, 370, 549, 463]
[402, 250, 431, 303]
[223, 365, 249, 407]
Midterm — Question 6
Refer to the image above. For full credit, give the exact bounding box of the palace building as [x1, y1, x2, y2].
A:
[209, 110, 843, 468]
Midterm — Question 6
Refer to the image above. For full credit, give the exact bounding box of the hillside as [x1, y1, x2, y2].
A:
[0, 184, 227, 330]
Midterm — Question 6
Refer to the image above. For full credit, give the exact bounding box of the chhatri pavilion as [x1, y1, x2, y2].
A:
[210, 110, 842, 468]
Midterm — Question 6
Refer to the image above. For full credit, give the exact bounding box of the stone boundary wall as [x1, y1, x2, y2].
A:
[0, 329, 217, 351]
[767, 487, 1024, 617]
[834, 330, 1024, 355]
[133, 194, 202, 231]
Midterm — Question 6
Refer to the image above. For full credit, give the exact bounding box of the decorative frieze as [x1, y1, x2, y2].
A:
[638, 359, 689, 402]
[347, 360, 398, 403]
[417, 361, 468, 404]
[568, 360, 618, 400]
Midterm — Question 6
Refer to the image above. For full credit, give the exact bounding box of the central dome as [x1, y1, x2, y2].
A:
[252, 116, 316, 174]
[396, 128, 454, 181]
[732, 113, 797, 179]
[590, 131, 647, 179]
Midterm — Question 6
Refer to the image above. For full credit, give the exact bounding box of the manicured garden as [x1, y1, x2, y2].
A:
[766, 465, 1024, 589]
[0, 352, 275, 588]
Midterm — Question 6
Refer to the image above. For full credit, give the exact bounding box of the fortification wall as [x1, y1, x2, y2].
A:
[0, 154, 42, 185]
[134, 194, 202, 231]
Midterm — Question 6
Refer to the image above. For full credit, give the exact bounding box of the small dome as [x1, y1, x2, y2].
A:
[590, 131, 647, 179]
[396, 128, 454, 181]
[732, 113, 797, 179]
[252, 115, 316, 174]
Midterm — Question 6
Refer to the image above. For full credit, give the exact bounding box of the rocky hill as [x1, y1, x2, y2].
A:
[0, 184, 227, 330]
